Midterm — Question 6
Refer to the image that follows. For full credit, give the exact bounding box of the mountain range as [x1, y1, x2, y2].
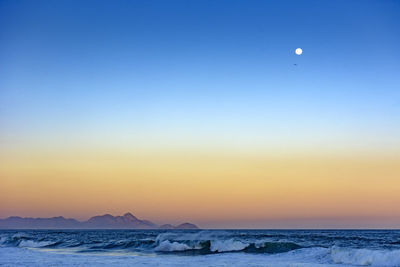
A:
[0, 212, 199, 229]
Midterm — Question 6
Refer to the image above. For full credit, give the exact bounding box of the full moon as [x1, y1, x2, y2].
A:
[295, 48, 303, 55]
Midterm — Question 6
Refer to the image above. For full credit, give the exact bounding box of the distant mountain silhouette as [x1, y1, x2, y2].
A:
[158, 224, 175, 229]
[0, 216, 81, 229]
[83, 213, 157, 229]
[0, 213, 199, 229]
[174, 223, 199, 229]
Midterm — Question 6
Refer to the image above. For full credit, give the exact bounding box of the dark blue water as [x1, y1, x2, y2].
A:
[1, 229, 400, 266]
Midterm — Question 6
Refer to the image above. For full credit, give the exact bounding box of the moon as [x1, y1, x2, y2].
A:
[295, 48, 303, 55]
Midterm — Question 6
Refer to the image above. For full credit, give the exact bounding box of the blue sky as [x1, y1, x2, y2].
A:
[1, 0, 399, 152]
[2, 0, 400, 227]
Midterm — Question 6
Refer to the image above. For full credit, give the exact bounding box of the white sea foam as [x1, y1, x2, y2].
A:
[210, 239, 249, 252]
[0, 247, 334, 267]
[18, 240, 54, 248]
[155, 230, 227, 243]
[154, 240, 191, 252]
[2, 229, 400, 267]
[330, 246, 400, 266]
[155, 232, 251, 253]
[2, 244, 400, 267]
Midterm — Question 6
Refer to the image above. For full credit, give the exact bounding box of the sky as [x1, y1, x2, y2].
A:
[0, 0, 400, 228]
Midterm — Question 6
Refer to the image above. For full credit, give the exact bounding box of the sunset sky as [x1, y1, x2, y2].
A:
[1, 0, 400, 228]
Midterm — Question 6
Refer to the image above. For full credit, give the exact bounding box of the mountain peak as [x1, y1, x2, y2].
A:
[123, 213, 137, 220]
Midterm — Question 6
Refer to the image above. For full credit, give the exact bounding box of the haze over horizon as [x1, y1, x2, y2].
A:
[1, 0, 400, 229]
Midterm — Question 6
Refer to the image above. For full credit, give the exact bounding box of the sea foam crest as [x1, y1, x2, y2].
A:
[154, 240, 191, 252]
[209, 239, 249, 252]
[155, 231, 251, 253]
[330, 246, 400, 266]
[18, 240, 55, 248]
[153, 231, 304, 254]
[155, 230, 227, 243]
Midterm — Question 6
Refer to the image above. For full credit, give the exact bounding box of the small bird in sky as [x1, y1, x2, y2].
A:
[294, 48, 302, 66]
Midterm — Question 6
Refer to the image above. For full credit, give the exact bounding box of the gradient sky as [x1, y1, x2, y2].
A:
[1, 0, 400, 228]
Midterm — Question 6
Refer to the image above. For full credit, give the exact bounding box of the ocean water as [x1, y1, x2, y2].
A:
[1, 230, 400, 266]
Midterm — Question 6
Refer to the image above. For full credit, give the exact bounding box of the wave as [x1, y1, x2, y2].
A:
[153, 239, 302, 254]
[152, 231, 304, 254]
[0, 231, 304, 255]
[5, 234, 400, 266]
[330, 246, 400, 266]
[18, 240, 56, 248]
[155, 240, 193, 252]
[88, 239, 155, 250]
[2, 229, 400, 266]
[210, 239, 248, 252]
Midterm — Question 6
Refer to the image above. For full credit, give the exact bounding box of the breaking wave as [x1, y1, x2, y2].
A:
[153, 238, 302, 254]
[330, 246, 400, 266]
[18, 240, 56, 248]
[0, 231, 303, 254]
[152, 231, 304, 254]
[2, 229, 400, 266]
[0, 233, 56, 248]
[155, 240, 192, 252]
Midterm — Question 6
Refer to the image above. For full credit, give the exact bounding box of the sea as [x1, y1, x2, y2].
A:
[1, 229, 400, 266]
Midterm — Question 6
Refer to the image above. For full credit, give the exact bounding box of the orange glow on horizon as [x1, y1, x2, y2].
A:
[1, 147, 399, 228]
